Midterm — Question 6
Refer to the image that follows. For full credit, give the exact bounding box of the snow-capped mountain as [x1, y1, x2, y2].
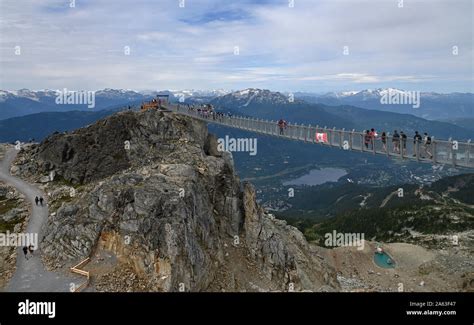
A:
[1, 88, 144, 103]
[0, 89, 58, 103]
[211, 88, 300, 108]
[95, 88, 145, 100]
[296, 88, 474, 120]
[316, 90, 361, 99]
[0, 88, 233, 120]
[0, 90, 16, 102]
[171, 89, 231, 98]
[140, 89, 231, 99]
[0, 88, 152, 120]
[319, 88, 418, 99]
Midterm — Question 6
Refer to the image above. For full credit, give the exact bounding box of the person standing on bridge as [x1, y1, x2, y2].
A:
[278, 119, 287, 135]
[22, 246, 29, 260]
[423, 132, 433, 159]
[39, 197, 44, 206]
[392, 130, 400, 153]
[413, 131, 422, 157]
[35, 196, 39, 206]
[364, 130, 371, 149]
[381, 132, 387, 152]
[400, 131, 407, 155]
[369, 128, 376, 150]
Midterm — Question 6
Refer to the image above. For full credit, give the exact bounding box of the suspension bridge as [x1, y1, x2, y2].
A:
[160, 103, 474, 169]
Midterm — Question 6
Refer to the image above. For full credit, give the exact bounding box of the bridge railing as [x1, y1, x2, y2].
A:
[165, 104, 473, 168]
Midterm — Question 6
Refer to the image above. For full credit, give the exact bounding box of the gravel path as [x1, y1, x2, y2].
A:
[0, 147, 77, 292]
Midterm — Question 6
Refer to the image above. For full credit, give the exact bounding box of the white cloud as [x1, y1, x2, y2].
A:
[0, 0, 472, 92]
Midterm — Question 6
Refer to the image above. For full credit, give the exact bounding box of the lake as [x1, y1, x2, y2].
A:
[282, 168, 348, 186]
[374, 252, 396, 269]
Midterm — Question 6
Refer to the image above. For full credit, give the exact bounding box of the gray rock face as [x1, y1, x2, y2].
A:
[243, 182, 339, 291]
[15, 110, 339, 291]
[15, 110, 209, 185]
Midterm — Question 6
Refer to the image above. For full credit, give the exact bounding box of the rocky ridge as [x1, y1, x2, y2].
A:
[12, 110, 339, 292]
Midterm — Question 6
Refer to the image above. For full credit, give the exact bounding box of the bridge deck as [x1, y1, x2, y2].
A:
[163, 104, 473, 169]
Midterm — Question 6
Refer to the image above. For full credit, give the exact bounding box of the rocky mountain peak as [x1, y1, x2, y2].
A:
[12, 110, 338, 292]
[16, 110, 220, 184]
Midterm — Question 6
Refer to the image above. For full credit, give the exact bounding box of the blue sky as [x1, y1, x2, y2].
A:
[0, 0, 473, 93]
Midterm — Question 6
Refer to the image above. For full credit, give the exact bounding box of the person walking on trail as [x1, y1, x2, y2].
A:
[278, 119, 287, 135]
[392, 130, 400, 153]
[35, 196, 39, 206]
[364, 130, 371, 149]
[413, 131, 422, 157]
[400, 131, 407, 155]
[381, 131, 387, 151]
[423, 132, 433, 159]
[28, 244, 34, 256]
[39, 197, 44, 206]
[22, 246, 29, 260]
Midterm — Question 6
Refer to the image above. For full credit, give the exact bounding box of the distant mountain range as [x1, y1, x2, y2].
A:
[0, 88, 230, 120]
[0, 89, 145, 120]
[0, 87, 472, 143]
[2, 87, 472, 121]
[295, 88, 474, 120]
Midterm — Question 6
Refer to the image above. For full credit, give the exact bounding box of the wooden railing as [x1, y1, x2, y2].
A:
[70, 257, 90, 292]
